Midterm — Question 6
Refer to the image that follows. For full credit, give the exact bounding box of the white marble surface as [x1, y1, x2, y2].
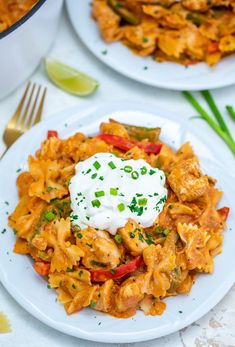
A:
[0, 6, 235, 347]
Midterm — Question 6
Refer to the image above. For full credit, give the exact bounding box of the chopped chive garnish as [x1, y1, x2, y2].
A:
[140, 166, 147, 175]
[138, 198, 147, 206]
[129, 232, 135, 238]
[110, 269, 116, 275]
[131, 171, 139, 179]
[136, 193, 143, 197]
[44, 211, 56, 222]
[86, 168, 92, 174]
[110, 187, 118, 196]
[118, 203, 125, 212]
[92, 199, 101, 208]
[99, 176, 104, 181]
[124, 165, 132, 173]
[91, 173, 97, 179]
[93, 161, 101, 170]
[168, 204, 174, 209]
[77, 233, 83, 239]
[95, 191, 105, 198]
[114, 234, 122, 244]
[149, 169, 156, 175]
[108, 161, 116, 169]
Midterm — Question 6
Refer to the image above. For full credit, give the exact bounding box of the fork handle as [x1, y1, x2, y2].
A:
[0, 147, 8, 160]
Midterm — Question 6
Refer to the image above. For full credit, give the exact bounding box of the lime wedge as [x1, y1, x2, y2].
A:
[45, 58, 99, 96]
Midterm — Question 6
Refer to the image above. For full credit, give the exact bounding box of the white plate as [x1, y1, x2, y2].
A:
[66, 0, 235, 91]
[0, 101, 235, 343]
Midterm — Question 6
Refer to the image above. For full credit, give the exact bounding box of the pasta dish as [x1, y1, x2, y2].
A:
[9, 120, 229, 318]
[0, 0, 39, 33]
[92, 0, 235, 66]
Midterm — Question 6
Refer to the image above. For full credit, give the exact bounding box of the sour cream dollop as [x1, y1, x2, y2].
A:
[69, 153, 167, 235]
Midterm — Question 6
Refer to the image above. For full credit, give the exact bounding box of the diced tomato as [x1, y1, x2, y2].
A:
[90, 256, 142, 282]
[98, 134, 162, 155]
[33, 261, 50, 276]
[217, 207, 230, 222]
[47, 130, 58, 139]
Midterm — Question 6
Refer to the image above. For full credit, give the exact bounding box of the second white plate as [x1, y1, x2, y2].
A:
[66, 0, 235, 91]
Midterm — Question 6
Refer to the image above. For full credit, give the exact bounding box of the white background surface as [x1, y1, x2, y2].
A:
[0, 5, 235, 347]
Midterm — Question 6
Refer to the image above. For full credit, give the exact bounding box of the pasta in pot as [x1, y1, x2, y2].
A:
[92, 0, 235, 65]
[0, 0, 39, 33]
[9, 119, 230, 318]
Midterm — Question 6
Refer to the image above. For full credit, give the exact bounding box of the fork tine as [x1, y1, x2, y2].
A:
[34, 87, 47, 125]
[8, 82, 31, 129]
[23, 85, 41, 132]
[17, 83, 36, 131]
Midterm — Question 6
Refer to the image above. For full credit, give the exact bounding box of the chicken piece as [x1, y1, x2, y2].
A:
[177, 223, 211, 271]
[182, 25, 209, 60]
[92, 0, 123, 42]
[168, 157, 209, 202]
[118, 219, 149, 256]
[76, 227, 122, 269]
[100, 122, 130, 139]
[114, 277, 144, 313]
[139, 295, 166, 316]
[92, 279, 115, 312]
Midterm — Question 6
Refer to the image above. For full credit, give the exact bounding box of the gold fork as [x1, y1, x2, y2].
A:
[2, 81, 47, 155]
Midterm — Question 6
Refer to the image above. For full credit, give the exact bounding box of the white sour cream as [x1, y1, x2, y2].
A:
[69, 153, 167, 235]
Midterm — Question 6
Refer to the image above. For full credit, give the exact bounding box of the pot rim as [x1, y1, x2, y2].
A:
[0, 0, 47, 40]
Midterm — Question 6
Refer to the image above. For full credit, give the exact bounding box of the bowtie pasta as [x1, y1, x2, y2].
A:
[9, 119, 229, 318]
[92, 0, 235, 65]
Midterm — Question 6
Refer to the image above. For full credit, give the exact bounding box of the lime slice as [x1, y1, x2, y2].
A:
[45, 58, 99, 96]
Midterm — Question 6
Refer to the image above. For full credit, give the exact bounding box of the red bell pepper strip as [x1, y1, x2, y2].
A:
[217, 207, 230, 221]
[33, 261, 50, 276]
[98, 134, 162, 155]
[47, 130, 58, 139]
[90, 256, 142, 282]
[207, 42, 219, 54]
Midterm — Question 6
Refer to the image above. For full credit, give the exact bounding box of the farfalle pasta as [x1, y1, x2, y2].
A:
[9, 119, 229, 318]
[92, 0, 235, 65]
[0, 0, 39, 33]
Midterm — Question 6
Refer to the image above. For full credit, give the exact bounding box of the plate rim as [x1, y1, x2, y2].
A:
[65, 0, 235, 91]
[0, 100, 235, 343]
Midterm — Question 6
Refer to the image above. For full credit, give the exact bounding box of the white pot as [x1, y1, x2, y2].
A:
[0, 0, 63, 100]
